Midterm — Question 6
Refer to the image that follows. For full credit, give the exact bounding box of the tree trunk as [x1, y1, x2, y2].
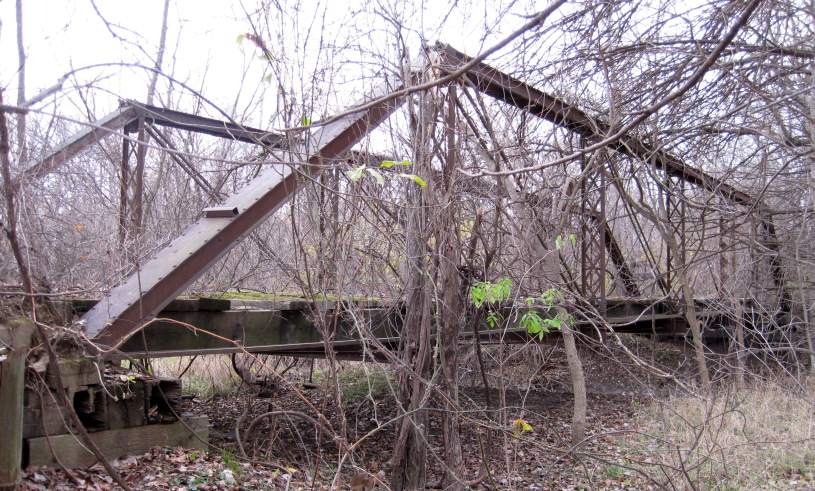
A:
[390, 83, 434, 491]
[438, 86, 464, 489]
[389, 242, 432, 490]
[675, 247, 712, 393]
[0, 89, 34, 304]
[15, 0, 26, 164]
[560, 307, 587, 445]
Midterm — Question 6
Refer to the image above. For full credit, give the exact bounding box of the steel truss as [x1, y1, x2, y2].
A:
[19, 45, 788, 347]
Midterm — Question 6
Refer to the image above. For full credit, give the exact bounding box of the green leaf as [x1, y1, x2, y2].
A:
[520, 310, 546, 339]
[236, 33, 246, 45]
[380, 159, 413, 169]
[401, 174, 426, 188]
[555, 234, 564, 250]
[494, 278, 513, 302]
[470, 282, 487, 308]
[541, 288, 561, 308]
[486, 311, 502, 329]
[471, 278, 512, 307]
[346, 165, 365, 182]
[301, 115, 312, 126]
[366, 168, 385, 186]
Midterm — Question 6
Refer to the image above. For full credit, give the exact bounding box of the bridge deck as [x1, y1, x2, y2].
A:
[64, 296, 723, 360]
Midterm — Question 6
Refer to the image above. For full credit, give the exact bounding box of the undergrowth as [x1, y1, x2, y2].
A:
[316, 365, 395, 404]
[152, 355, 240, 398]
[627, 380, 815, 489]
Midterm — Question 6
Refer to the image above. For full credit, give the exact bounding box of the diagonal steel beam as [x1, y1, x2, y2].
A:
[434, 43, 761, 208]
[19, 105, 138, 183]
[83, 83, 406, 346]
[437, 43, 790, 312]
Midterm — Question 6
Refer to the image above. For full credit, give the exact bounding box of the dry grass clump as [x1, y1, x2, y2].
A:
[629, 381, 815, 489]
[152, 355, 241, 397]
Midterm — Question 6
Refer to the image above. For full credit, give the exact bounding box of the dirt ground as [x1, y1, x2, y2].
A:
[18, 336, 815, 490]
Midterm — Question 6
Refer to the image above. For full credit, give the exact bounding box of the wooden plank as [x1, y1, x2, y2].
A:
[163, 299, 201, 312]
[0, 321, 34, 489]
[25, 416, 209, 469]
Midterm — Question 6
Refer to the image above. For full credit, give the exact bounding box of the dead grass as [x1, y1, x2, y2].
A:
[152, 355, 240, 398]
[151, 355, 394, 403]
[628, 380, 815, 489]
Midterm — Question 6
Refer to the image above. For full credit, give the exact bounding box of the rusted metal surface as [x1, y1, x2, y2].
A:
[580, 148, 608, 310]
[436, 43, 789, 312]
[83, 82, 406, 346]
[125, 101, 284, 146]
[68, 296, 706, 359]
[20, 105, 138, 183]
[434, 43, 761, 208]
[20, 101, 285, 186]
[664, 173, 687, 293]
[202, 206, 239, 218]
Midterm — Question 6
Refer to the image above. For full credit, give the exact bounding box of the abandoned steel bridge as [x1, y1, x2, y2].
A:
[28, 44, 789, 360]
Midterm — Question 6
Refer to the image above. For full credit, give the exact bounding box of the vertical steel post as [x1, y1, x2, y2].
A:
[118, 134, 133, 245]
[718, 200, 730, 295]
[580, 144, 607, 313]
[665, 171, 686, 294]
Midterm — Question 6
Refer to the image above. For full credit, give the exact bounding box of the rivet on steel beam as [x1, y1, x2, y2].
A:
[202, 206, 239, 218]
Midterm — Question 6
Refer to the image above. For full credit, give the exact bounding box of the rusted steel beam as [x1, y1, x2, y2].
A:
[19, 101, 285, 185]
[438, 44, 789, 312]
[82, 85, 405, 346]
[760, 214, 792, 316]
[434, 43, 760, 208]
[125, 101, 284, 146]
[105, 301, 691, 359]
[580, 150, 608, 310]
[19, 105, 138, 183]
[664, 174, 687, 293]
[579, 207, 640, 298]
[596, 217, 641, 298]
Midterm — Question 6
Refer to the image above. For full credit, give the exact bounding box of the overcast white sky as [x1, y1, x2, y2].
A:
[0, 0, 542, 134]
